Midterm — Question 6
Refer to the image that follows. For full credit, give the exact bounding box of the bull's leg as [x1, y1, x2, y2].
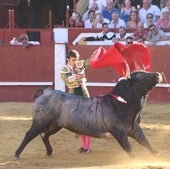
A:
[130, 125, 157, 155]
[110, 127, 134, 158]
[40, 125, 62, 156]
[14, 122, 47, 159]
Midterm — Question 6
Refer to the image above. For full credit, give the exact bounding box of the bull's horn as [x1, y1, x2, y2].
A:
[125, 61, 130, 79]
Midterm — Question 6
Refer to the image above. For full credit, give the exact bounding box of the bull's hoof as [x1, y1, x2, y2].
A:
[14, 156, 19, 160]
[46, 152, 52, 156]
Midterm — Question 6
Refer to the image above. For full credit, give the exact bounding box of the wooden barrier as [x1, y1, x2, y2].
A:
[0, 45, 54, 102]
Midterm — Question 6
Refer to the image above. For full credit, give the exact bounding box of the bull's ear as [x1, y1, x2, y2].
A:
[125, 61, 131, 79]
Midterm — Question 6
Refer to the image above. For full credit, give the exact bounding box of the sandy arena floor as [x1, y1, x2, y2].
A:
[0, 102, 170, 169]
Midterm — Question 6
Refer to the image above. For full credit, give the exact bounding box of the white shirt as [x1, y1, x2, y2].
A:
[10, 37, 40, 46]
[84, 19, 95, 28]
[95, 18, 110, 28]
[139, 4, 161, 24]
[109, 18, 126, 28]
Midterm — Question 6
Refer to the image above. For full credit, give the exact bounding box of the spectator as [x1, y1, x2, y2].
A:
[115, 27, 129, 41]
[84, 10, 96, 28]
[82, 2, 99, 22]
[144, 13, 155, 28]
[94, 10, 110, 28]
[146, 24, 168, 44]
[160, 0, 168, 9]
[120, 0, 136, 23]
[10, 34, 40, 48]
[102, 0, 120, 21]
[161, 0, 170, 15]
[139, 0, 161, 24]
[109, 11, 126, 28]
[132, 22, 148, 40]
[126, 11, 138, 28]
[96, 22, 116, 40]
[126, 36, 133, 45]
[88, 0, 104, 12]
[136, 36, 145, 43]
[69, 12, 84, 28]
[156, 8, 170, 29]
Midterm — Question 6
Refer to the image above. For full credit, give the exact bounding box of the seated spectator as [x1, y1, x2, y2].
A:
[10, 34, 40, 48]
[96, 22, 116, 40]
[115, 27, 129, 41]
[109, 11, 126, 28]
[88, 0, 104, 13]
[120, 0, 136, 23]
[94, 10, 110, 28]
[126, 11, 138, 28]
[139, 0, 161, 24]
[160, 0, 168, 9]
[144, 13, 155, 28]
[161, 0, 170, 15]
[84, 10, 96, 28]
[82, 2, 99, 22]
[69, 12, 84, 27]
[136, 36, 145, 43]
[146, 24, 168, 44]
[132, 22, 148, 40]
[126, 36, 133, 45]
[156, 8, 170, 28]
[102, 0, 120, 21]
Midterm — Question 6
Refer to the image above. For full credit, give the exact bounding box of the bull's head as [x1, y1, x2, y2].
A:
[113, 71, 162, 101]
[128, 71, 162, 96]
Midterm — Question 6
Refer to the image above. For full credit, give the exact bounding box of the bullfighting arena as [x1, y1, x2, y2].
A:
[0, 102, 170, 169]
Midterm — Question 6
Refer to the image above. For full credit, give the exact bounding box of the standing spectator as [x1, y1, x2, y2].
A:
[146, 24, 167, 44]
[69, 12, 84, 28]
[132, 22, 148, 40]
[96, 22, 116, 40]
[120, 0, 136, 23]
[109, 11, 126, 28]
[102, 0, 120, 21]
[60, 49, 91, 154]
[139, 0, 161, 24]
[10, 34, 40, 48]
[144, 13, 155, 28]
[82, 2, 99, 22]
[94, 11, 110, 28]
[156, 8, 170, 28]
[126, 11, 138, 28]
[84, 10, 96, 28]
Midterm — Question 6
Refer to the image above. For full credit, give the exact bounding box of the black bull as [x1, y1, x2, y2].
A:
[14, 71, 162, 159]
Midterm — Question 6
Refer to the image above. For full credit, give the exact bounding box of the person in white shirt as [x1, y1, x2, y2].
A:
[84, 10, 96, 28]
[10, 34, 40, 48]
[139, 0, 161, 24]
[96, 22, 116, 40]
[94, 10, 110, 28]
[88, 0, 104, 13]
[109, 11, 126, 28]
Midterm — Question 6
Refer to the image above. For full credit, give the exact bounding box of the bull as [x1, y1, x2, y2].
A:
[14, 71, 162, 159]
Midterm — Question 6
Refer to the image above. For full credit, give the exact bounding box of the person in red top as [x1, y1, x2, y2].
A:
[132, 21, 148, 40]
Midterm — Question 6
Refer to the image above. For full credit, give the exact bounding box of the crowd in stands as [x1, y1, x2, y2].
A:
[69, 0, 170, 45]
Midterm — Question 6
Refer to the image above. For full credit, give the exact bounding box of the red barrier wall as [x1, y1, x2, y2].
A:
[0, 45, 170, 103]
[0, 45, 54, 102]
